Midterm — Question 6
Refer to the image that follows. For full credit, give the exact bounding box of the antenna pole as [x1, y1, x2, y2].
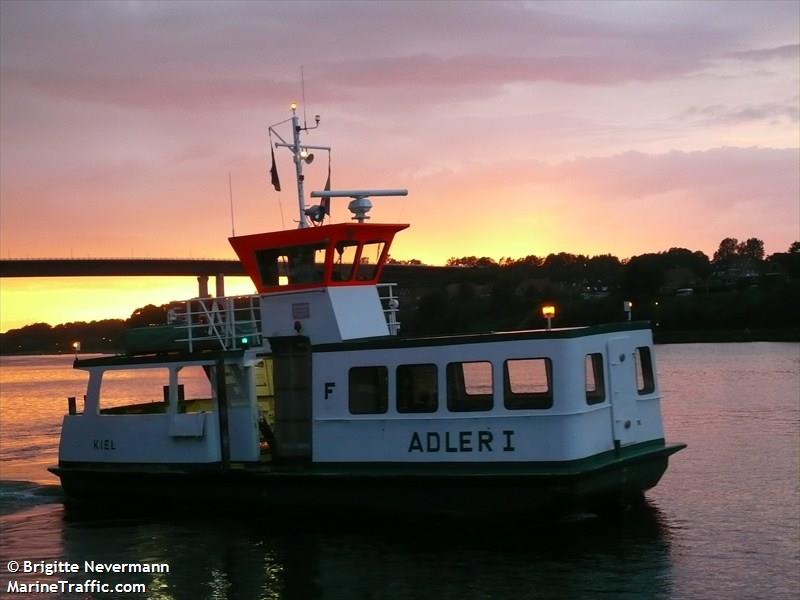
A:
[228, 172, 235, 237]
[291, 105, 308, 228]
[301, 65, 308, 129]
[270, 103, 325, 229]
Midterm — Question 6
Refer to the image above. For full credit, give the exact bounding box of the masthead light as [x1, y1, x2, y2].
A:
[300, 148, 315, 164]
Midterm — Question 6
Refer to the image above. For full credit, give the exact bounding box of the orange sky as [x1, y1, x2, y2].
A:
[1, 1, 798, 331]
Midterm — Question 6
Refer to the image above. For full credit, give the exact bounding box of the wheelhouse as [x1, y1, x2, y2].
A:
[230, 223, 408, 293]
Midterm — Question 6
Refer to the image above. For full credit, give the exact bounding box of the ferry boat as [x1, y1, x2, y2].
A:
[49, 106, 685, 518]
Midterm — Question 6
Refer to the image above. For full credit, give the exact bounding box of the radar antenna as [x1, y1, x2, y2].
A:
[311, 189, 408, 223]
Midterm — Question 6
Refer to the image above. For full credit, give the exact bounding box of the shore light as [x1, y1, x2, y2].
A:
[542, 305, 556, 331]
[72, 341, 81, 355]
[623, 301, 633, 321]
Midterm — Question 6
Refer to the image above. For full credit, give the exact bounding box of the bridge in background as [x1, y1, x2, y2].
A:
[0, 259, 245, 297]
[0, 258, 456, 298]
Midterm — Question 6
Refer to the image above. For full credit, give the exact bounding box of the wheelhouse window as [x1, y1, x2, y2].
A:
[504, 358, 553, 410]
[255, 243, 326, 287]
[634, 347, 655, 394]
[447, 361, 493, 412]
[396, 364, 438, 413]
[355, 241, 386, 281]
[349, 366, 388, 414]
[333, 241, 359, 281]
[585, 353, 605, 405]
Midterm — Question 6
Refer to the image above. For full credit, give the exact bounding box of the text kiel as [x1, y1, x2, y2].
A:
[408, 430, 515, 453]
[93, 439, 116, 450]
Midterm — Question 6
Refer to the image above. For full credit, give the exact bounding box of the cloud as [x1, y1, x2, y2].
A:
[319, 52, 704, 91]
[684, 103, 800, 125]
[1, 66, 294, 112]
[411, 146, 799, 214]
[1, 1, 797, 263]
[727, 44, 800, 62]
[544, 147, 798, 207]
[396, 146, 799, 260]
[0, 0, 767, 112]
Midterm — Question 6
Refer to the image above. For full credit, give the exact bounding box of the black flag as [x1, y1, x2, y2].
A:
[270, 145, 281, 192]
[321, 151, 331, 215]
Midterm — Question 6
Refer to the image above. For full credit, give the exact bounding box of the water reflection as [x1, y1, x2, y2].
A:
[5, 345, 797, 599]
[41, 500, 674, 600]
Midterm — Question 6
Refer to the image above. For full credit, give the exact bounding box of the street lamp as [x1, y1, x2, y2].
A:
[542, 305, 556, 331]
[623, 301, 633, 321]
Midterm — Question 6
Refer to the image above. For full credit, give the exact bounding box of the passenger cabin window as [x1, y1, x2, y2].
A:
[504, 358, 553, 409]
[356, 241, 386, 280]
[333, 241, 359, 281]
[255, 244, 326, 287]
[349, 366, 388, 414]
[585, 354, 605, 405]
[176, 365, 214, 413]
[98, 368, 170, 414]
[99, 366, 214, 416]
[447, 361, 493, 412]
[635, 347, 655, 394]
[397, 364, 438, 413]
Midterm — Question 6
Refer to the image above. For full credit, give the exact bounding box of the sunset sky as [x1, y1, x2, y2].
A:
[1, 0, 798, 331]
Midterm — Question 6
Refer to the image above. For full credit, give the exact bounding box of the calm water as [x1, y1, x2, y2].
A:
[0, 344, 798, 599]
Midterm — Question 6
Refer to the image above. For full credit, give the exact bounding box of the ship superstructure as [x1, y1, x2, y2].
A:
[50, 106, 684, 517]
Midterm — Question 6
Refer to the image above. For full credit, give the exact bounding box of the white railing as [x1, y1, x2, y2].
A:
[172, 284, 400, 351]
[172, 295, 262, 352]
[377, 283, 401, 335]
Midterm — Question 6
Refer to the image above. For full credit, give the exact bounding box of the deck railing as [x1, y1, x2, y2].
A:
[173, 283, 400, 351]
[377, 283, 401, 335]
[172, 295, 262, 352]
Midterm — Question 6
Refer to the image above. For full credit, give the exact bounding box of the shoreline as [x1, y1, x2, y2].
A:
[652, 328, 800, 344]
[1, 329, 798, 357]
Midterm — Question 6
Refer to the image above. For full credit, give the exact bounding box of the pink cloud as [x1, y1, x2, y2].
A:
[405, 146, 799, 256]
[1, 1, 784, 113]
[0, 1, 797, 265]
[727, 44, 800, 61]
[318, 53, 704, 91]
[540, 147, 798, 206]
[684, 103, 799, 125]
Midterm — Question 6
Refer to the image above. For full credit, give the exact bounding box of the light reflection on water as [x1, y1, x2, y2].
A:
[1, 343, 798, 599]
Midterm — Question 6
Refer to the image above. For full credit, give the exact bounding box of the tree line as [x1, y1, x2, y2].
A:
[398, 238, 800, 339]
[1, 238, 798, 354]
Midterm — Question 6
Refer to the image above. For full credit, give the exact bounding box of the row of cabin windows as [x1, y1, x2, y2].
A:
[348, 348, 655, 415]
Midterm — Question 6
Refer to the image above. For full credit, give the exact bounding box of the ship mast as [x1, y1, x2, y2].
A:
[269, 103, 328, 228]
[269, 104, 408, 227]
